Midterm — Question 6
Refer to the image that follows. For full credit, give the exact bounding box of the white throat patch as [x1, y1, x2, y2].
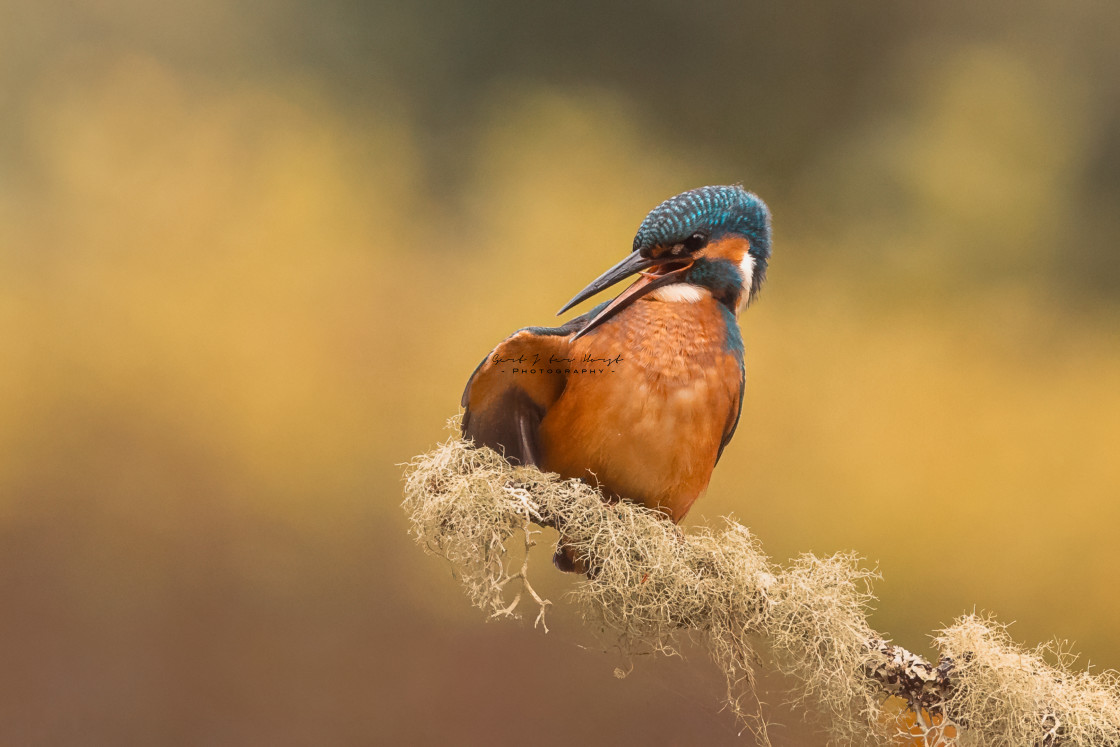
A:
[649, 283, 710, 304]
[736, 254, 756, 314]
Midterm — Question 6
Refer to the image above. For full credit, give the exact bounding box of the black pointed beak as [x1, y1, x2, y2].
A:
[557, 252, 659, 315]
[558, 252, 695, 339]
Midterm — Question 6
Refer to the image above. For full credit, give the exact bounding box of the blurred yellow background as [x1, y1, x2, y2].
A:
[2, 1, 1119, 744]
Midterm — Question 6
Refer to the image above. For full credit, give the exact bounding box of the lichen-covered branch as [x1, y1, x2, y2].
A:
[401, 428, 1120, 746]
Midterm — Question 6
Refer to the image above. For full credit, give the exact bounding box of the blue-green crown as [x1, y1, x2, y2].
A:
[633, 185, 772, 261]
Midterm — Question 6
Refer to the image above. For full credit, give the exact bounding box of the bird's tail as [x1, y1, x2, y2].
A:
[552, 536, 590, 576]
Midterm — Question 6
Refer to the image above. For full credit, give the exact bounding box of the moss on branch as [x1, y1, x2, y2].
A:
[402, 426, 1120, 746]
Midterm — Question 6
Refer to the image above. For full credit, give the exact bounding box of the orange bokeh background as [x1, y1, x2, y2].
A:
[2, 2, 1119, 744]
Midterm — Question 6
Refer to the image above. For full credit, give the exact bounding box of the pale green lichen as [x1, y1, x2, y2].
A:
[402, 428, 1120, 746]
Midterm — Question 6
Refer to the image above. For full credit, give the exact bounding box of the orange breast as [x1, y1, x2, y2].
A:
[538, 295, 742, 522]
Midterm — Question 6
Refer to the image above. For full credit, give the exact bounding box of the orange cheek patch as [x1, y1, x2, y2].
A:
[703, 235, 751, 264]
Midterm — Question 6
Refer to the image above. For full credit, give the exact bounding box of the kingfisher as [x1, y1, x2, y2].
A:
[461, 185, 772, 572]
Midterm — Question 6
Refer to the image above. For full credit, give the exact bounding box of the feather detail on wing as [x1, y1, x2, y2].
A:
[461, 305, 604, 466]
[715, 363, 745, 465]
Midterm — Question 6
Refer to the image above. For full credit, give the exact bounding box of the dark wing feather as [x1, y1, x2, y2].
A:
[462, 383, 544, 466]
[461, 304, 605, 467]
[715, 359, 745, 465]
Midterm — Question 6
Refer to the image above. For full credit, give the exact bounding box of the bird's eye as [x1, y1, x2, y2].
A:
[682, 232, 709, 253]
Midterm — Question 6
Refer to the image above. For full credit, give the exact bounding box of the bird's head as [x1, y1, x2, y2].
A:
[560, 185, 772, 337]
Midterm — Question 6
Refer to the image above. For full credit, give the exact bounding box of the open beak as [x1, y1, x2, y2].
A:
[557, 252, 693, 339]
